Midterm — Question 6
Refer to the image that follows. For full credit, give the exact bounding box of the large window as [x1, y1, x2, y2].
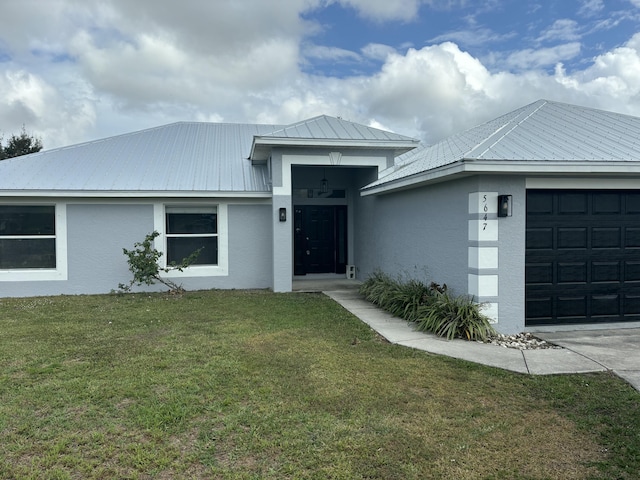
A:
[0, 205, 56, 269]
[165, 207, 218, 266]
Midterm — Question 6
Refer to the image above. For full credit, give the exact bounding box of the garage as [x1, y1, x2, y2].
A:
[526, 189, 640, 326]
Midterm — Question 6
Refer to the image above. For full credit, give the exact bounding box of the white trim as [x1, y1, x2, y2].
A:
[468, 274, 499, 297]
[153, 203, 229, 278]
[0, 203, 68, 282]
[526, 177, 640, 189]
[481, 302, 499, 324]
[363, 160, 640, 196]
[0, 191, 272, 199]
[468, 247, 498, 270]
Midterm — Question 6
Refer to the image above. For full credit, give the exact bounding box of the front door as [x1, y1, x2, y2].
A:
[294, 205, 347, 275]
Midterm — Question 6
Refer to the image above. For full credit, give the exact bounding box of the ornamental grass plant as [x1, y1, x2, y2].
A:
[359, 271, 496, 341]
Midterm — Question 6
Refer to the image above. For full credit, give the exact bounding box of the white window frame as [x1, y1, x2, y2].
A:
[0, 202, 68, 282]
[153, 203, 228, 277]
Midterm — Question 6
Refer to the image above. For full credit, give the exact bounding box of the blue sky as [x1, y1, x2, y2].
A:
[1, 0, 640, 149]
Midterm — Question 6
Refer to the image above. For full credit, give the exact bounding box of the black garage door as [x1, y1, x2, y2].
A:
[526, 190, 640, 326]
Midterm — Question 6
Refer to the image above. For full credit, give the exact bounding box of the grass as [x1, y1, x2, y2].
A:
[0, 290, 638, 479]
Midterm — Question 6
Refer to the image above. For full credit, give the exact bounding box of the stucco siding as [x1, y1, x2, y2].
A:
[355, 177, 474, 295]
[355, 175, 528, 334]
[0, 201, 273, 298]
[0, 203, 153, 297]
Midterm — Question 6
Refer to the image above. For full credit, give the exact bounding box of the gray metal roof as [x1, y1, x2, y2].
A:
[0, 115, 419, 195]
[260, 115, 417, 142]
[250, 115, 419, 161]
[0, 122, 284, 194]
[365, 99, 640, 191]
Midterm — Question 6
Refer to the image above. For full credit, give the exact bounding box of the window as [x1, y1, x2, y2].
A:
[165, 207, 218, 265]
[0, 205, 56, 269]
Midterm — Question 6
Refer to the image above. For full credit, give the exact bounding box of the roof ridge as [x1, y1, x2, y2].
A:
[467, 100, 548, 158]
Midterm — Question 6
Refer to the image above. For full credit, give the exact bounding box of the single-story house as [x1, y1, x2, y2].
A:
[3, 99, 640, 334]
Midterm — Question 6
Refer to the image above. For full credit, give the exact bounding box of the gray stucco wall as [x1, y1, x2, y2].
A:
[354, 176, 474, 295]
[354, 174, 528, 334]
[0, 201, 273, 298]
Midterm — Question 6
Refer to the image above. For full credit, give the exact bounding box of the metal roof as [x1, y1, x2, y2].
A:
[0, 122, 284, 194]
[364, 99, 640, 192]
[250, 115, 419, 161]
[0, 115, 419, 195]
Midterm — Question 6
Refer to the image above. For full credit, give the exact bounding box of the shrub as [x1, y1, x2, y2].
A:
[359, 271, 495, 341]
[416, 292, 495, 341]
[117, 231, 201, 294]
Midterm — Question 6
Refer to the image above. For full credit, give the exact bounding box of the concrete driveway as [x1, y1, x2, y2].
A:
[536, 328, 640, 391]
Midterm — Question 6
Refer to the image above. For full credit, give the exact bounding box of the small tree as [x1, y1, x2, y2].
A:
[0, 126, 43, 160]
[118, 231, 202, 294]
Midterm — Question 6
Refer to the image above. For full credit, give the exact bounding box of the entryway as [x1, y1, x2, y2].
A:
[294, 205, 347, 275]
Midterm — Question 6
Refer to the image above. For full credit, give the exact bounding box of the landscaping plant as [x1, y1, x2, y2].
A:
[117, 230, 201, 294]
[360, 271, 495, 341]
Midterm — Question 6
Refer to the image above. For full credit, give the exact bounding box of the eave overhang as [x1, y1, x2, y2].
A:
[361, 159, 640, 196]
[249, 137, 420, 164]
[0, 190, 273, 199]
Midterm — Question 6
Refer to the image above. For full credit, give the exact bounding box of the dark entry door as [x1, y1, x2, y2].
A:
[526, 190, 640, 326]
[294, 205, 347, 275]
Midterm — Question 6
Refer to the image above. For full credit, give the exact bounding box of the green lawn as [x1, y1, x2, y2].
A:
[0, 290, 638, 479]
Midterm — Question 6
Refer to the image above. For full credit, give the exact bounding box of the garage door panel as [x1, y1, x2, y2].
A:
[526, 190, 640, 326]
[525, 262, 553, 284]
[591, 294, 620, 317]
[625, 193, 640, 213]
[558, 228, 587, 249]
[624, 228, 640, 248]
[623, 295, 640, 315]
[558, 193, 588, 214]
[593, 193, 622, 214]
[526, 228, 553, 249]
[557, 296, 587, 318]
[526, 296, 553, 320]
[592, 262, 620, 283]
[592, 227, 621, 249]
[557, 262, 587, 283]
[625, 261, 640, 282]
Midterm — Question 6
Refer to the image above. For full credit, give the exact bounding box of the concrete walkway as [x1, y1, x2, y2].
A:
[324, 288, 640, 392]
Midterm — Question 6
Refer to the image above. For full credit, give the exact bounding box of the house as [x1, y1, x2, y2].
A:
[3, 99, 640, 334]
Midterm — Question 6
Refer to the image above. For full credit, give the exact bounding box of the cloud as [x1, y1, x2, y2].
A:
[0, 69, 95, 147]
[505, 43, 582, 70]
[537, 19, 581, 43]
[361, 43, 398, 61]
[333, 0, 422, 22]
[579, 0, 604, 17]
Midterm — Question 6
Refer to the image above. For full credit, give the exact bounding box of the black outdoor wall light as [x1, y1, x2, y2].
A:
[279, 207, 287, 222]
[498, 195, 512, 217]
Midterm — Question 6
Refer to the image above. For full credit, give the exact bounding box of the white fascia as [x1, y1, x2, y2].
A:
[361, 160, 640, 196]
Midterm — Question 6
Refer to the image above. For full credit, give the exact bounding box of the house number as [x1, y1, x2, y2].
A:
[470, 192, 498, 242]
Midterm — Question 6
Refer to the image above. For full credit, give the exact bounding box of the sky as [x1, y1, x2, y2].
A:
[2, 0, 640, 150]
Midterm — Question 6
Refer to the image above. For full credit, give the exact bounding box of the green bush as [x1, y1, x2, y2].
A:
[416, 291, 495, 341]
[359, 271, 495, 341]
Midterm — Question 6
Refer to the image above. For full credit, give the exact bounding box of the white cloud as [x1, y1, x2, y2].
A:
[537, 19, 581, 43]
[304, 45, 362, 62]
[0, 69, 95, 147]
[333, 0, 422, 21]
[361, 43, 398, 61]
[505, 43, 581, 70]
[4, 0, 640, 152]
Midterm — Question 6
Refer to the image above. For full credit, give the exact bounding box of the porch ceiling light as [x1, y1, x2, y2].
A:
[321, 168, 328, 193]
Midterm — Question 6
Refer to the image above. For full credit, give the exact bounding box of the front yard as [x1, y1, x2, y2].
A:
[0, 290, 638, 479]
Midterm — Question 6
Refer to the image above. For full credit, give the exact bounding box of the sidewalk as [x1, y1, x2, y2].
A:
[324, 289, 640, 392]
